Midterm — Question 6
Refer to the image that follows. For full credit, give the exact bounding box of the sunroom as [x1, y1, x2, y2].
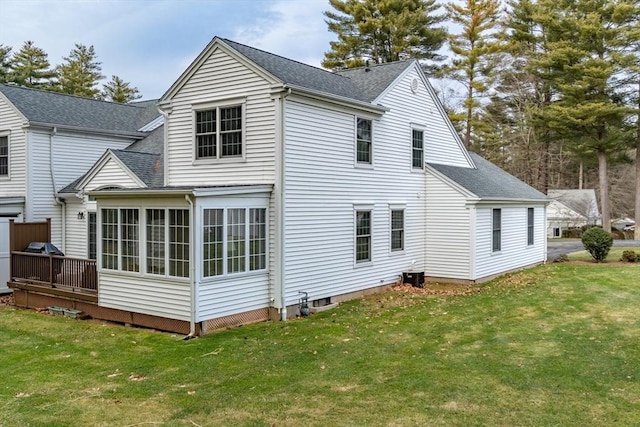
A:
[90, 184, 273, 334]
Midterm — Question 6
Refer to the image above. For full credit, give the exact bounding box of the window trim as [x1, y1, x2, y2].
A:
[527, 207, 534, 246]
[355, 117, 373, 167]
[389, 204, 406, 254]
[354, 205, 373, 266]
[192, 98, 247, 164]
[88, 211, 97, 260]
[201, 206, 268, 279]
[492, 208, 502, 253]
[411, 125, 424, 171]
[0, 131, 10, 179]
[99, 206, 190, 279]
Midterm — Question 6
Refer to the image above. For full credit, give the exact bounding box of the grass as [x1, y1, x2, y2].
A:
[568, 246, 640, 262]
[1, 262, 639, 426]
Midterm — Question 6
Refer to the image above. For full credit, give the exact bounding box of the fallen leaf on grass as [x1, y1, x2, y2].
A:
[128, 374, 146, 381]
[15, 392, 30, 398]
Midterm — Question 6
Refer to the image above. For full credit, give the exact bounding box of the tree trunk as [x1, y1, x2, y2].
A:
[635, 80, 640, 240]
[465, 84, 473, 149]
[579, 161, 583, 189]
[598, 149, 611, 233]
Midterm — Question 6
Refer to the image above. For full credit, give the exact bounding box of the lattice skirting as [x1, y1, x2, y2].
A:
[202, 308, 271, 333]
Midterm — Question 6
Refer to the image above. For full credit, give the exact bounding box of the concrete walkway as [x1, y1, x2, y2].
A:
[547, 239, 640, 261]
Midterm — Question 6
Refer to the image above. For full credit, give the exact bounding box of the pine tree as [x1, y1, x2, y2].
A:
[535, 0, 639, 232]
[9, 40, 56, 88]
[56, 44, 104, 98]
[102, 75, 142, 103]
[0, 45, 12, 83]
[444, 0, 504, 150]
[322, 0, 447, 70]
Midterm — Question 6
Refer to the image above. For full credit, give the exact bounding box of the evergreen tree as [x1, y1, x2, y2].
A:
[0, 44, 12, 83]
[444, 0, 504, 149]
[534, 0, 639, 232]
[56, 44, 104, 98]
[9, 40, 56, 88]
[102, 75, 142, 103]
[322, 0, 448, 70]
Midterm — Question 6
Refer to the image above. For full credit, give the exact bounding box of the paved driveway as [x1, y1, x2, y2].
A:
[547, 239, 640, 260]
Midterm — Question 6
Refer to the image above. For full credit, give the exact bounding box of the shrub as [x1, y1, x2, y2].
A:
[581, 227, 613, 262]
[553, 254, 570, 263]
[620, 250, 638, 263]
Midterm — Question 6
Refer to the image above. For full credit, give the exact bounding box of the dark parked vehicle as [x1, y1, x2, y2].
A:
[23, 242, 65, 280]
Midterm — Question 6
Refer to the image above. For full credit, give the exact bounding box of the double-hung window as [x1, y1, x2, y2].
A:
[355, 210, 372, 263]
[0, 134, 8, 177]
[412, 129, 424, 169]
[203, 207, 267, 277]
[88, 212, 97, 260]
[145, 208, 190, 277]
[101, 208, 140, 272]
[527, 208, 534, 246]
[390, 209, 405, 252]
[492, 208, 502, 252]
[356, 118, 372, 165]
[195, 104, 243, 160]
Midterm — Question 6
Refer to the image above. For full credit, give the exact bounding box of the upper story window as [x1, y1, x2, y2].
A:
[195, 105, 243, 160]
[356, 117, 372, 165]
[412, 129, 424, 169]
[0, 134, 8, 177]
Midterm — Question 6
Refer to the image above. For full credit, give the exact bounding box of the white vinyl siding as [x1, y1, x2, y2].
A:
[165, 47, 276, 186]
[27, 130, 132, 248]
[97, 197, 191, 321]
[62, 198, 87, 257]
[84, 157, 142, 189]
[0, 97, 26, 196]
[195, 194, 271, 322]
[425, 172, 472, 280]
[474, 206, 546, 279]
[386, 68, 471, 168]
[283, 90, 427, 306]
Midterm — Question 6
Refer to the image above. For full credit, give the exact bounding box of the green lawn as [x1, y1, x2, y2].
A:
[568, 246, 640, 262]
[1, 262, 639, 426]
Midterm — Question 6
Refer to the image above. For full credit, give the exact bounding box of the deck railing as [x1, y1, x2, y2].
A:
[11, 252, 97, 293]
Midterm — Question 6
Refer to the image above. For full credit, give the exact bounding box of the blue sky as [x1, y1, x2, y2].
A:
[0, 0, 335, 100]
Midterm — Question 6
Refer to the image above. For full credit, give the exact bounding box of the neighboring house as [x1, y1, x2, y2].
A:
[58, 37, 548, 334]
[0, 83, 160, 293]
[546, 189, 600, 238]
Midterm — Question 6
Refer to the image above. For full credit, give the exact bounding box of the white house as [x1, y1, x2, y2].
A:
[79, 38, 548, 333]
[0, 84, 159, 293]
[546, 189, 600, 238]
[3, 38, 548, 333]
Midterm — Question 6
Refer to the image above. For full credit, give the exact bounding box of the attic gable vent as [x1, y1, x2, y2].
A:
[410, 78, 419, 94]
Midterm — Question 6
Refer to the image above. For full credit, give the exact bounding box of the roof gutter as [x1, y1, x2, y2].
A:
[466, 198, 551, 206]
[285, 84, 388, 116]
[28, 121, 147, 139]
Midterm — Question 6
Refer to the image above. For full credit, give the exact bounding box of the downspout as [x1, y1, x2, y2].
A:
[185, 193, 197, 337]
[275, 86, 291, 321]
[50, 127, 66, 250]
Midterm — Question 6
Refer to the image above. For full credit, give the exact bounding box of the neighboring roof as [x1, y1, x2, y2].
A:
[547, 189, 599, 218]
[58, 125, 165, 194]
[336, 61, 414, 102]
[0, 84, 159, 136]
[428, 153, 548, 201]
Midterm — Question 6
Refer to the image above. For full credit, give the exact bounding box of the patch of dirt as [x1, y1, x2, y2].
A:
[391, 282, 483, 296]
[0, 294, 14, 306]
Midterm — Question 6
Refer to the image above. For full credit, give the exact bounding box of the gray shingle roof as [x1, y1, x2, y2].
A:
[111, 149, 163, 188]
[58, 125, 165, 194]
[221, 38, 409, 104]
[547, 189, 598, 217]
[336, 61, 414, 102]
[429, 153, 548, 201]
[0, 84, 158, 135]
